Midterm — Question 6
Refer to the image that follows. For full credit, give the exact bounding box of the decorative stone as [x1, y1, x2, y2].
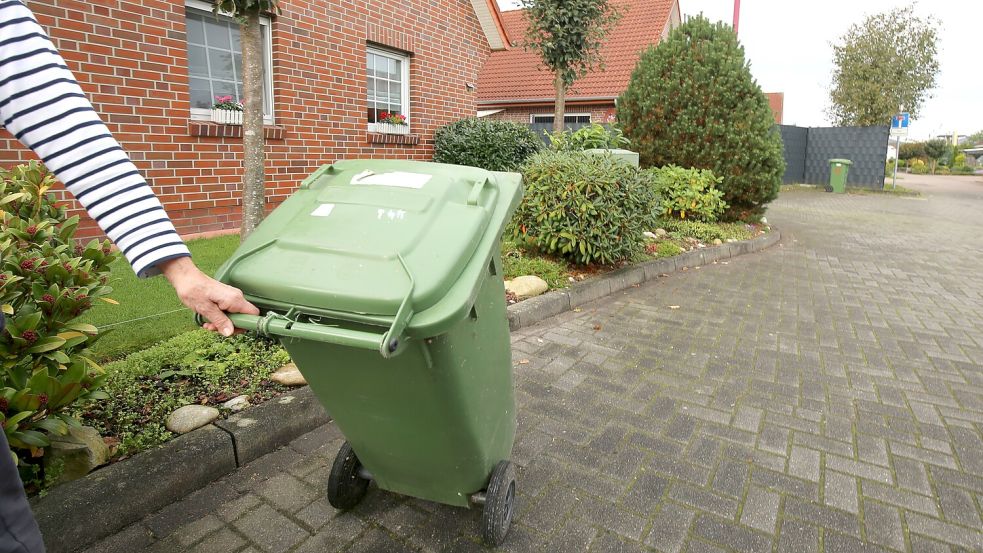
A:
[726, 238, 738, 243]
[166, 405, 220, 434]
[222, 395, 250, 412]
[655, 228, 668, 237]
[643, 231, 658, 239]
[506, 275, 549, 300]
[712, 239, 723, 245]
[272, 363, 307, 386]
[45, 426, 109, 484]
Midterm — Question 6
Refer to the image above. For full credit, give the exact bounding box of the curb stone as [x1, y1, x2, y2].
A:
[509, 229, 781, 331]
[32, 229, 780, 553]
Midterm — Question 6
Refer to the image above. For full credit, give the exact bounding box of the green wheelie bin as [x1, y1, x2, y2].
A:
[211, 159, 523, 545]
[828, 158, 852, 193]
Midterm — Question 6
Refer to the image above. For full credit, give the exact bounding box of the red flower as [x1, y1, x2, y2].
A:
[25, 226, 37, 235]
[41, 294, 55, 303]
[21, 330, 38, 344]
[20, 259, 35, 271]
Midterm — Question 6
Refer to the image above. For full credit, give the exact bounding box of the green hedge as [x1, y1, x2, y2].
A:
[433, 118, 542, 172]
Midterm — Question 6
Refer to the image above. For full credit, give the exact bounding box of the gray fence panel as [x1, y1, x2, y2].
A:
[805, 126, 889, 188]
[779, 125, 808, 184]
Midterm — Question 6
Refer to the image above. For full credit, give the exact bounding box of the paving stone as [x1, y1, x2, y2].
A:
[690, 513, 772, 553]
[861, 500, 905, 551]
[644, 502, 696, 553]
[188, 528, 248, 553]
[823, 531, 894, 553]
[788, 445, 821, 483]
[826, 455, 892, 484]
[81, 523, 154, 553]
[823, 471, 858, 515]
[776, 519, 819, 553]
[906, 512, 983, 551]
[668, 482, 739, 520]
[783, 496, 860, 538]
[255, 473, 321, 514]
[231, 503, 309, 553]
[711, 459, 748, 499]
[739, 486, 780, 534]
[861, 480, 939, 517]
[935, 482, 982, 528]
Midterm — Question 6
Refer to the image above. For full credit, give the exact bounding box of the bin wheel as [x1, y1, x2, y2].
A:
[327, 441, 369, 510]
[481, 460, 516, 546]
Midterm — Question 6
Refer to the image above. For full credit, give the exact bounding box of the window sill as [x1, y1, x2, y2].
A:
[368, 132, 420, 146]
[189, 121, 285, 140]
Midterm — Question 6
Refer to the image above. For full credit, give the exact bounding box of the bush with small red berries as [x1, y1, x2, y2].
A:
[1, 161, 117, 470]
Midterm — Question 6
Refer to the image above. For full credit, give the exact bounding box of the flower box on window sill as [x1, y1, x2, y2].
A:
[210, 109, 243, 125]
[369, 122, 410, 135]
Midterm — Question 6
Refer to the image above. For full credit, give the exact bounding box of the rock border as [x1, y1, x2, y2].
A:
[31, 229, 781, 553]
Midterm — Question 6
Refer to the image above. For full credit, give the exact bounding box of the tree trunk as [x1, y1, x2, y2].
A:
[239, 12, 266, 241]
[553, 72, 566, 133]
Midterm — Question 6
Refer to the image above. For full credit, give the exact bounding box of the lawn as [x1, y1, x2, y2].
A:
[81, 234, 241, 361]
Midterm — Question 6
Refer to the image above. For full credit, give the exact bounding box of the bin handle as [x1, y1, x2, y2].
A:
[467, 178, 488, 206]
[195, 254, 415, 359]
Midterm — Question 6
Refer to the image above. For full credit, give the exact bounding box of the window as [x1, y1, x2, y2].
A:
[186, 0, 273, 122]
[367, 47, 410, 128]
[530, 114, 592, 125]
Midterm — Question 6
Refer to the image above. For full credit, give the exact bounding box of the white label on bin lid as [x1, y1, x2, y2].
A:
[350, 170, 431, 189]
[311, 203, 335, 217]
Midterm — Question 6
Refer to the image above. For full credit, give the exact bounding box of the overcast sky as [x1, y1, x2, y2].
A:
[496, 0, 982, 141]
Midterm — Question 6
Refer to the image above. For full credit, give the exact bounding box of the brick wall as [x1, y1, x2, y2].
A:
[2, 0, 491, 239]
[484, 103, 617, 125]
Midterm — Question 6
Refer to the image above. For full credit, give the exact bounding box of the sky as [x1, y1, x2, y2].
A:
[496, 0, 982, 141]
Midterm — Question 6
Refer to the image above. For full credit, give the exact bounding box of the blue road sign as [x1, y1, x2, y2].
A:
[891, 113, 909, 136]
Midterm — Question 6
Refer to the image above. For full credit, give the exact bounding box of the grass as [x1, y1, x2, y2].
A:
[502, 240, 572, 289]
[74, 330, 290, 461]
[81, 234, 241, 361]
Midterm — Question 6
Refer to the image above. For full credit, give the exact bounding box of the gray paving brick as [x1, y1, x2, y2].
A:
[909, 534, 955, 553]
[823, 531, 894, 553]
[622, 471, 669, 515]
[733, 405, 763, 432]
[668, 483, 740, 520]
[862, 500, 905, 551]
[936, 482, 982, 528]
[783, 496, 860, 538]
[758, 424, 790, 455]
[824, 471, 858, 515]
[690, 513, 773, 553]
[789, 445, 821, 483]
[826, 455, 892, 484]
[890, 441, 959, 470]
[739, 486, 780, 534]
[231, 503, 309, 553]
[188, 528, 248, 553]
[893, 455, 934, 496]
[551, 517, 599, 552]
[906, 512, 983, 550]
[861, 480, 939, 516]
[644, 502, 696, 553]
[751, 467, 819, 502]
[711, 459, 748, 498]
[776, 519, 819, 553]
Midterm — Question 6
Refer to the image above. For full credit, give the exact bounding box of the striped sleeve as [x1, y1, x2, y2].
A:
[0, 0, 191, 278]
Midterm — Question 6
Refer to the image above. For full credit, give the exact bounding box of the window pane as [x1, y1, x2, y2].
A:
[209, 49, 235, 81]
[187, 15, 205, 45]
[233, 52, 243, 80]
[230, 26, 241, 53]
[188, 45, 208, 77]
[189, 78, 213, 109]
[203, 17, 231, 50]
[213, 80, 238, 101]
[367, 78, 376, 103]
[388, 58, 399, 81]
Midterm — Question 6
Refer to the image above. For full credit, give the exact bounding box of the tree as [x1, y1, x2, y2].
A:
[966, 130, 983, 146]
[924, 138, 947, 173]
[616, 16, 785, 221]
[827, 7, 940, 127]
[519, 0, 622, 133]
[898, 141, 926, 161]
[214, 0, 280, 240]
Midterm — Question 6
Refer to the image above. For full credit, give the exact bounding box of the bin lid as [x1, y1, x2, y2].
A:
[215, 160, 522, 336]
[829, 159, 853, 165]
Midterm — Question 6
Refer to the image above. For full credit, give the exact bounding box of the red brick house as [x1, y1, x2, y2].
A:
[476, 0, 680, 127]
[0, 0, 510, 239]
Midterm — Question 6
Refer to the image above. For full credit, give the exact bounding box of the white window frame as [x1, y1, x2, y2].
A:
[186, 0, 274, 124]
[530, 113, 592, 124]
[366, 46, 411, 132]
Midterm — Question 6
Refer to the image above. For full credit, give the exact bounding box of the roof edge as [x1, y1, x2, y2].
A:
[478, 96, 618, 106]
[471, 0, 511, 51]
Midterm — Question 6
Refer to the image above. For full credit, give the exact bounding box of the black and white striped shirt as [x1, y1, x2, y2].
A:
[0, 0, 191, 278]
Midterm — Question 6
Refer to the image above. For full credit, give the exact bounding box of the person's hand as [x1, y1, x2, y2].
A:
[158, 256, 259, 336]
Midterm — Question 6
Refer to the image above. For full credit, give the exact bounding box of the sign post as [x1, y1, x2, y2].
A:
[890, 113, 909, 190]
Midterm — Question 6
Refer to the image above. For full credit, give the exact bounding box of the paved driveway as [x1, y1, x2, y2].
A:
[92, 175, 983, 553]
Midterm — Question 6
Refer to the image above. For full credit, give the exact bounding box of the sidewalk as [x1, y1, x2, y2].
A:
[85, 176, 983, 553]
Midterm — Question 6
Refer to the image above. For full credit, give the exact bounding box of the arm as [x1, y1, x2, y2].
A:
[0, 2, 257, 335]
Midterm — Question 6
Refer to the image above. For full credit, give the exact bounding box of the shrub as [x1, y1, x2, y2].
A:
[512, 151, 656, 265]
[433, 118, 542, 172]
[1, 162, 116, 469]
[936, 166, 951, 175]
[547, 123, 630, 151]
[952, 165, 975, 175]
[617, 16, 785, 221]
[911, 163, 929, 175]
[648, 165, 727, 222]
